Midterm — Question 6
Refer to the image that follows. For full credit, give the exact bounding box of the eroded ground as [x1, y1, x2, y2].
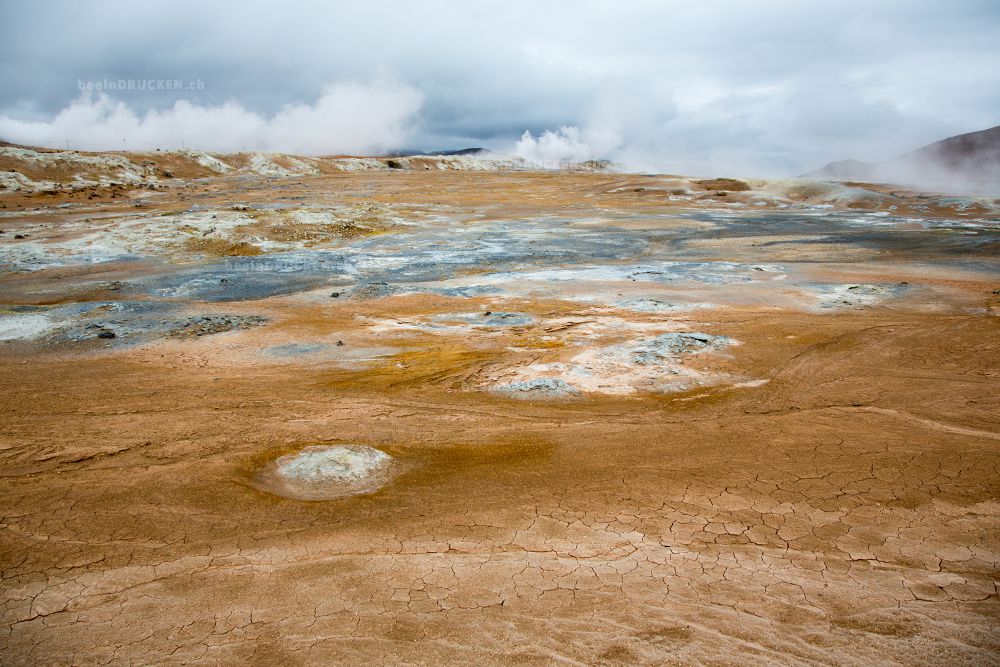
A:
[1, 160, 999, 665]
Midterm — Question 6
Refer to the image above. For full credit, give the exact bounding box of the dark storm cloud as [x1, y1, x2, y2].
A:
[1, 0, 998, 174]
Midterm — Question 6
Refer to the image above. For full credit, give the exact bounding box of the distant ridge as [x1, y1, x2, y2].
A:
[804, 125, 1000, 193]
[385, 147, 489, 158]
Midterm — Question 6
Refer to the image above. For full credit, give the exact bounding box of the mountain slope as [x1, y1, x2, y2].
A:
[805, 125, 1000, 192]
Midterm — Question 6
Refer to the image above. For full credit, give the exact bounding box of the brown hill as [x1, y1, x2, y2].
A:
[804, 125, 1000, 193]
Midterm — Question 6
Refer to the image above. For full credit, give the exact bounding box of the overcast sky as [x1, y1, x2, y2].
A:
[1, 0, 998, 175]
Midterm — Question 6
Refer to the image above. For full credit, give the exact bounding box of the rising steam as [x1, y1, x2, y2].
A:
[0, 81, 423, 155]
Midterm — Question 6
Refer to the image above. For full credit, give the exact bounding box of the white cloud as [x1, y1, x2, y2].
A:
[0, 81, 423, 154]
[2, 1, 999, 173]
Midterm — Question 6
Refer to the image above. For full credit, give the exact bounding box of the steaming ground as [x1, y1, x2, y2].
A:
[1, 153, 998, 664]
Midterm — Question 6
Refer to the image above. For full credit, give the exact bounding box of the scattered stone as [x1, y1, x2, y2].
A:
[168, 315, 267, 338]
[351, 282, 396, 300]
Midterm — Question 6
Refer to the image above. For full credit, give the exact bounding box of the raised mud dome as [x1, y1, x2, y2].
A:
[491, 377, 581, 399]
[251, 445, 394, 500]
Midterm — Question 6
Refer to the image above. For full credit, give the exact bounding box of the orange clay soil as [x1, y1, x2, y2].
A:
[1, 169, 998, 665]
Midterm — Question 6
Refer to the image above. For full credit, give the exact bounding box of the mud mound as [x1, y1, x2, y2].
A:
[251, 445, 395, 500]
[694, 177, 751, 191]
[184, 237, 263, 256]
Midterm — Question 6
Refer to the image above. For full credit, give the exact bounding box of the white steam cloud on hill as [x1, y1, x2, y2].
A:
[515, 127, 606, 165]
[0, 81, 423, 155]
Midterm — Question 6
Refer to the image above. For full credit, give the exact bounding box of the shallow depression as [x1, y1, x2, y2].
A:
[251, 445, 395, 500]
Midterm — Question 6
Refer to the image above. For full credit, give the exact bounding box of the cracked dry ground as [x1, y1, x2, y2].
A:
[1, 173, 999, 665]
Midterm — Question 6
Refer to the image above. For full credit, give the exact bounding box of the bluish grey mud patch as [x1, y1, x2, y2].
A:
[0, 301, 267, 346]
[614, 298, 711, 313]
[677, 210, 1000, 258]
[490, 332, 737, 397]
[343, 217, 653, 284]
[432, 311, 535, 328]
[262, 342, 400, 365]
[812, 283, 909, 309]
[12, 209, 993, 311]
[491, 378, 581, 399]
[144, 252, 349, 302]
[627, 333, 733, 363]
[264, 342, 329, 357]
[479, 262, 785, 286]
[125, 216, 652, 302]
[427, 285, 505, 298]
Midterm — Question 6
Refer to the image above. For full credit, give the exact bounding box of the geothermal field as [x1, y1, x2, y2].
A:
[0, 147, 998, 664]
